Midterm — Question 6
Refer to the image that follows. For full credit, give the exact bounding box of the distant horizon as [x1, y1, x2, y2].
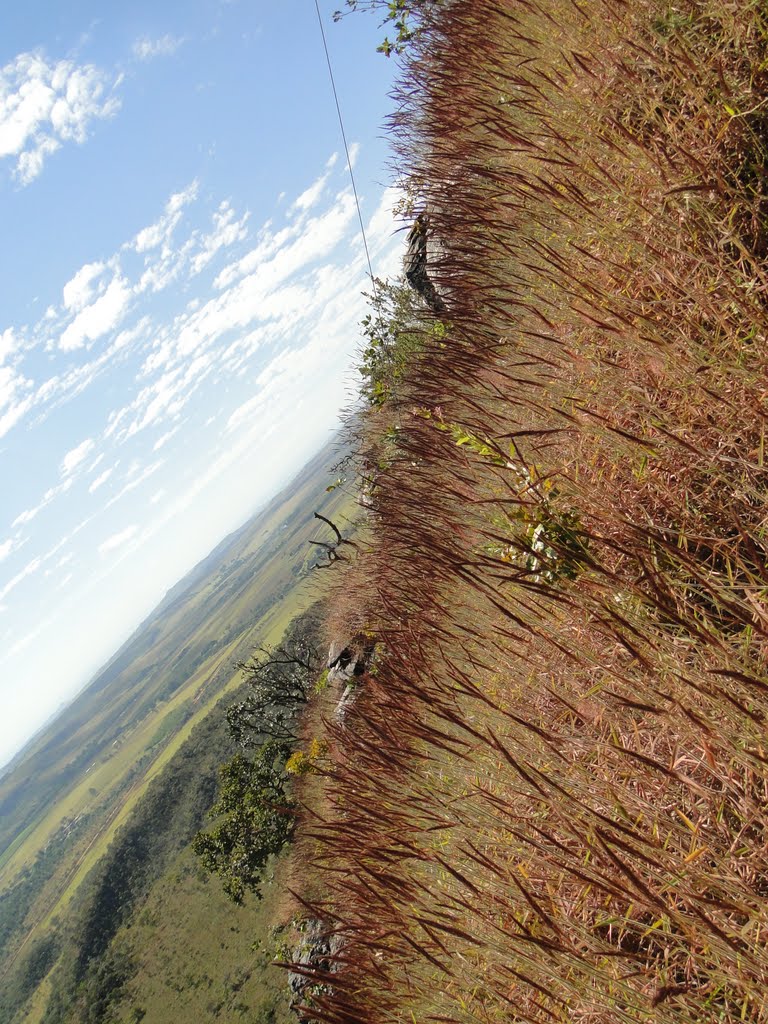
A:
[0, 0, 402, 766]
[0, 424, 348, 771]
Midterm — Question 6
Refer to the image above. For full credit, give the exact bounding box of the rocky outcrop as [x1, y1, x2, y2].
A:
[288, 918, 344, 1019]
[327, 635, 377, 721]
[326, 635, 376, 684]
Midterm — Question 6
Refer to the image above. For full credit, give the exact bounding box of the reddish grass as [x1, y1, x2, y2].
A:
[285, 1, 768, 1021]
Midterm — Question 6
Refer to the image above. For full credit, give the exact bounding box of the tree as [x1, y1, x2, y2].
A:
[308, 511, 359, 571]
[333, 1, 440, 57]
[192, 741, 296, 904]
[357, 276, 440, 407]
[226, 632, 320, 745]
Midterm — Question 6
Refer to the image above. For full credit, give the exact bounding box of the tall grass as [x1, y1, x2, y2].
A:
[289, 1, 768, 1020]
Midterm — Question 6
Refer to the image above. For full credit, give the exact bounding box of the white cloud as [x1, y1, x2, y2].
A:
[0, 327, 16, 362]
[11, 477, 73, 528]
[104, 460, 163, 507]
[190, 201, 249, 275]
[61, 438, 95, 475]
[12, 506, 38, 528]
[0, 363, 31, 416]
[0, 539, 12, 562]
[99, 525, 138, 557]
[132, 36, 184, 61]
[0, 555, 41, 601]
[0, 327, 17, 364]
[214, 189, 356, 294]
[0, 52, 120, 183]
[0, 167, 385, 450]
[89, 467, 113, 493]
[0, 393, 34, 438]
[62, 261, 105, 311]
[366, 185, 401, 255]
[44, 478, 73, 500]
[59, 274, 131, 351]
[132, 181, 198, 254]
[113, 317, 151, 351]
[153, 426, 179, 451]
[291, 171, 329, 214]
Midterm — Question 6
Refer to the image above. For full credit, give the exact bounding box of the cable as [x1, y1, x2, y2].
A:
[314, 0, 378, 299]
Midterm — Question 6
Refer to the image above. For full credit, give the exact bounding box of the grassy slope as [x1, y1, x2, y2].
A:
[109, 847, 293, 1024]
[281, 2, 768, 1023]
[0, 434, 355, 1018]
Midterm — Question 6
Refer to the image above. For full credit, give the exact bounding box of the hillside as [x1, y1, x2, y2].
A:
[265, 2, 768, 1023]
[7, 1, 768, 1021]
[0, 432, 354, 1022]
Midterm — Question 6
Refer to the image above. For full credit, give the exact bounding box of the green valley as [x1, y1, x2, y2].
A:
[0, 434, 352, 1024]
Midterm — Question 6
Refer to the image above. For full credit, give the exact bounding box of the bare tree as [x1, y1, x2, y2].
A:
[309, 512, 358, 570]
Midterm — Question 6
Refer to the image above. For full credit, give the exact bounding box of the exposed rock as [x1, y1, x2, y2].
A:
[326, 634, 376, 686]
[288, 918, 344, 1019]
[335, 681, 360, 722]
[404, 212, 447, 315]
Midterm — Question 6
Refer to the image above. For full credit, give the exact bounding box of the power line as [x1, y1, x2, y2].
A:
[313, 0, 378, 297]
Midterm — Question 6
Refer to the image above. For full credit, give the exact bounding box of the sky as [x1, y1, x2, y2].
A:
[0, 0, 406, 768]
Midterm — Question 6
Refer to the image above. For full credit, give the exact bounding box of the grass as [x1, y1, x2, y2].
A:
[108, 845, 294, 1024]
[277, 1, 768, 1022]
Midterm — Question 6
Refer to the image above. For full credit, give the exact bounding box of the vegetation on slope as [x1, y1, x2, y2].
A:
[0, 440, 352, 1023]
[272, 1, 768, 1021]
[2, 600, 325, 1024]
[192, 603, 326, 905]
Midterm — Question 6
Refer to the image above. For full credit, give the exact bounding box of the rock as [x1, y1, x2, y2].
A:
[335, 681, 359, 722]
[288, 918, 344, 1018]
[326, 641, 355, 683]
[326, 635, 376, 687]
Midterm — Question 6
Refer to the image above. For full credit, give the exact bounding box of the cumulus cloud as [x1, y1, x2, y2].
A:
[61, 438, 95, 475]
[291, 171, 330, 214]
[132, 181, 198, 254]
[11, 478, 73, 528]
[190, 201, 249, 275]
[214, 189, 356, 293]
[0, 328, 17, 363]
[0, 51, 120, 183]
[0, 555, 42, 602]
[59, 274, 131, 351]
[128, 183, 200, 294]
[0, 160, 401, 451]
[62, 261, 105, 311]
[0, 363, 31, 413]
[3, 158, 401, 570]
[99, 525, 138, 557]
[132, 36, 184, 61]
[0, 329, 33, 438]
[153, 427, 179, 451]
[0, 393, 34, 440]
[89, 467, 113, 493]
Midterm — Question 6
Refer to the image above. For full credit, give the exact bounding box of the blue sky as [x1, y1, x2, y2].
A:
[0, 0, 405, 767]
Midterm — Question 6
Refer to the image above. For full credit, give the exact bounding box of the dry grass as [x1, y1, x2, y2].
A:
[283, 1, 768, 1021]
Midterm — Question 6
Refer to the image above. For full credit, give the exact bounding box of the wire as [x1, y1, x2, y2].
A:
[314, 0, 378, 299]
